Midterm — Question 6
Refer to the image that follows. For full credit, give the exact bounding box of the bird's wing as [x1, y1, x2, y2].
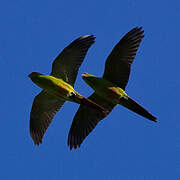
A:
[30, 91, 65, 145]
[68, 93, 115, 149]
[51, 35, 95, 86]
[103, 27, 144, 90]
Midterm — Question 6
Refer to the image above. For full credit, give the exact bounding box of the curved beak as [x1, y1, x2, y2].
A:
[81, 72, 88, 78]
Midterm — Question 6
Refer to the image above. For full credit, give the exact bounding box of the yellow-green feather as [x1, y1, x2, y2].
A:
[82, 74, 127, 105]
[31, 74, 76, 101]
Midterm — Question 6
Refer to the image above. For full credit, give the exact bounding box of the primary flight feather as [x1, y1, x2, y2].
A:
[68, 27, 157, 150]
[28, 35, 108, 145]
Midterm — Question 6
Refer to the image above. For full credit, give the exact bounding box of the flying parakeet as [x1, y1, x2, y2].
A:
[68, 27, 157, 150]
[28, 35, 108, 145]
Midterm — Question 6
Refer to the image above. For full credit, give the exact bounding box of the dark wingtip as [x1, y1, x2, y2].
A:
[30, 126, 44, 146]
[77, 35, 96, 44]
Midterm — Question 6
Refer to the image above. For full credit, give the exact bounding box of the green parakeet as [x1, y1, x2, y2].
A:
[28, 35, 108, 145]
[68, 27, 157, 149]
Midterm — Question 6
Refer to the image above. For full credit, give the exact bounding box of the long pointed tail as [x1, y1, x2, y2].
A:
[80, 97, 109, 117]
[119, 97, 157, 122]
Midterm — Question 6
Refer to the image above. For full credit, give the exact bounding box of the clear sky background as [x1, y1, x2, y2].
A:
[1, 0, 180, 179]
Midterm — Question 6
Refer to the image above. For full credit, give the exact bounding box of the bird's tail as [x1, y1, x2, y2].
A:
[119, 96, 157, 122]
[80, 97, 109, 117]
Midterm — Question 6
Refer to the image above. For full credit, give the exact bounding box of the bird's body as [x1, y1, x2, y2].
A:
[82, 73, 128, 105]
[29, 72, 78, 101]
[29, 72, 107, 110]
[28, 35, 108, 145]
[82, 73, 156, 121]
[68, 27, 157, 150]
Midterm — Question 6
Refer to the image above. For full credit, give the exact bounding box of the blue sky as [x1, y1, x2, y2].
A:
[1, 0, 180, 179]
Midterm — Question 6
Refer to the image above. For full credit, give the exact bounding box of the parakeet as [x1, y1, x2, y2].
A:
[28, 35, 108, 145]
[68, 27, 157, 150]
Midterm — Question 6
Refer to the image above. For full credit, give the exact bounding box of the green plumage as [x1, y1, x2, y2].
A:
[68, 27, 157, 150]
[29, 72, 79, 101]
[82, 73, 156, 121]
[28, 35, 108, 145]
[82, 74, 127, 105]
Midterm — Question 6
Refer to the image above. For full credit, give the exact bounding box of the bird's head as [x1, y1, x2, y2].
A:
[82, 72, 95, 81]
[81, 72, 98, 89]
[28, 72, 42, 79]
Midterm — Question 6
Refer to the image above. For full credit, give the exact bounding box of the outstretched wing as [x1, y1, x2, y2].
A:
[68, 93, 115, 150]
[51, 35, 95, 86]
[30, 91, 65, 145]
[103, 27, 144, 89]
